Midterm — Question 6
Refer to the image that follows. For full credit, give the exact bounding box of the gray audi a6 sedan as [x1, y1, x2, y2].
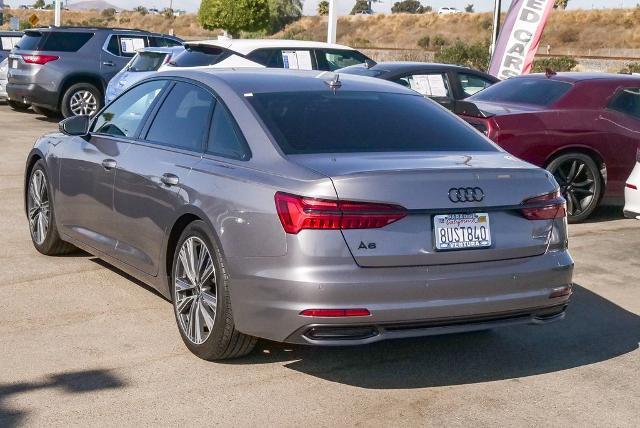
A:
[24, 69, 574, 360]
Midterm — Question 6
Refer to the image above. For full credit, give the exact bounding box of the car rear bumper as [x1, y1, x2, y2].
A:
[227, 249, 574, 344]
[6, 82, 58, 110]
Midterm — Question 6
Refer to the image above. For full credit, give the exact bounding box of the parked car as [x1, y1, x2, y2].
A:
[337, 62, 498, 110]
[7, 27, 182, 118]
[0, 58, 8, 102]
[438, 7, 462, 15]
[192, 39, 371, 71]
[457, 73, 640, 222]
[624, 149, 640, 219]
[0, 31, 23, 62]
[106, 45, 265, 103]
[25, 68, 573, 360]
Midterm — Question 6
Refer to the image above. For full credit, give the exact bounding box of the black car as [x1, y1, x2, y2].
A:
[337, 62, 498, 110]
[7, 27, 182, 117]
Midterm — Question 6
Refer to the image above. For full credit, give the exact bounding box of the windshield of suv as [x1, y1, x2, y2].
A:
[469, 78, 572, 106]
[129, 52, 168, 72]
[248, 91, 497, 154]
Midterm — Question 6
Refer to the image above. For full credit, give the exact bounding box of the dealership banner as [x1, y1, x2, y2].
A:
[489, 0, 555, 80]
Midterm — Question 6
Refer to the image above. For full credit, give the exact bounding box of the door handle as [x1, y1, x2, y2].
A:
[102, 61, 115, 67]
[161, 173, 179, 186]
[101, 159, 117, 170]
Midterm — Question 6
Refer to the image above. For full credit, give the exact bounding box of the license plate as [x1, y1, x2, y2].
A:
[434, 213, 491, 250]
[10, 59, 18, 69]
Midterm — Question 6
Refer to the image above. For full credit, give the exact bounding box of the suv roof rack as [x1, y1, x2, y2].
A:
[32, 26, 150, 33]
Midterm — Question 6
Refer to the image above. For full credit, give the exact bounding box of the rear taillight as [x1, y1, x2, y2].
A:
[275, 192, 407, 234]
[21, 54, 59, 65]
[521, 190, 567, 220]
[300, 309, 370, 317]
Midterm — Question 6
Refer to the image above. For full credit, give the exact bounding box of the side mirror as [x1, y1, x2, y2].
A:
[59, 115, 90, 136]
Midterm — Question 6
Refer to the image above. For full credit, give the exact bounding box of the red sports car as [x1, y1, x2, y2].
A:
[458, 72, 640, 222]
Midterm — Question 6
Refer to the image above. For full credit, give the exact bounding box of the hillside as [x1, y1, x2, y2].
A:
[0, 8, 639, 57]
[67, 1, 121, 11]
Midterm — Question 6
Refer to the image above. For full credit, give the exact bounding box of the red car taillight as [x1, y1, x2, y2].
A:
[274, 192, 407, 234]
[300, 309, 370, 317]
[521, 190, 567, 220]
[21, 54, 59, 65]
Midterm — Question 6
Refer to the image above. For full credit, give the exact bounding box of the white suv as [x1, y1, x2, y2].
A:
[438, 7, 462, 15]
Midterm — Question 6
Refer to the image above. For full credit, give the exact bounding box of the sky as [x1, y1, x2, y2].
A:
[0, 0, 627, 14]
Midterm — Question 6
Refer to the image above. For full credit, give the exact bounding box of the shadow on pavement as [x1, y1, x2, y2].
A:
[582, 206, 625, 223]
[230, 285, 639, 389]
[0, 369, 126, 428]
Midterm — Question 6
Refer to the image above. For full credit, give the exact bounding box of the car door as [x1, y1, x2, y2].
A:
[56, 79, 168, 254]
[391, 71, 455, 110]
[111, 80, 213, 276]
[101, 34, 149, 81]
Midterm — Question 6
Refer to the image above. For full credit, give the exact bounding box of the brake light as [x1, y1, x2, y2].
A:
[300, 309, 371, 317]
[21, 54, 59, 65]
[275, 192, 407, 234]
[627, 183, 638, 190]
[521, 190, 567, 220]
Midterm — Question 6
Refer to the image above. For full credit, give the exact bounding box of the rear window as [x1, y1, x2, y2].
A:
[470, 78, 572, 106]
[169, 45, 234, 67]
[338, 65, 386, 77]
[129, 52, 168, 72]
[315, 49, 370, 71]
[16, 31, 93, 52]
[248, 91, 497, 154]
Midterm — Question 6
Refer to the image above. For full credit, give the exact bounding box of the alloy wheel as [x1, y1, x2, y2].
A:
[552, 158, 597, 218]
[27, 170, 50, 245]
[69, 90, 98, 116]
[174, 237, 217, 345]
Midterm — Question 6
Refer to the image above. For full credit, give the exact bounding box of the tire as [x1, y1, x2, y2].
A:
[60, 82, 103, 118]
[32, 105, 60, 119]
[546, 153, 602, 223]
[7, 100, 30, 112]
[26, 160, 76, 255]
[171, 220, 256, 360]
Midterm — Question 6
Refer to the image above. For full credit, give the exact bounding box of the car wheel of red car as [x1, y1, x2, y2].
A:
[547, 153, 602, 223]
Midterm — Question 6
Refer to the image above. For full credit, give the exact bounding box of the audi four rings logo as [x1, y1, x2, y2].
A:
[448, 187, 485, 203]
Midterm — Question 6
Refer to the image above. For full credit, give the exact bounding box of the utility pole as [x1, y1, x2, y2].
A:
[55, 0, 62, 26]
[327, 0, 337, 44]
[490, 0, 502, 56]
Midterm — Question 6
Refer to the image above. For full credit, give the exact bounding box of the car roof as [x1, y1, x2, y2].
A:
[0, 31, 23, 36]
[26, 27, 178, 38]
[156, 68, 416, 96]
[189, 38, 356, 54]
[520, 72, 640, 84]
[138, 46, 185, 54]
[367, 61, 491, 73]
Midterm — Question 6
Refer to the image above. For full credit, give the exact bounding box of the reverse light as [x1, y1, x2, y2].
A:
[521, 190, 567, 220]
[300, 309, 371, 317]
[21, 54, 59, 65]
[275, 192, 407, 234]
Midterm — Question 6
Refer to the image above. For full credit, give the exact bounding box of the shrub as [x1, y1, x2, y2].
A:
[417, 35, 430, 49]
[434, 40, 490, 71]
[432, 35, 447, 47]
[620, 62, 640, 74]
[532, 56, 578, 72]
[557, 28, 578, 43]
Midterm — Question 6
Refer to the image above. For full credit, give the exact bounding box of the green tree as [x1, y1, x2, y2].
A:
[133, 6, 148, 15]
[554, 0, 569, 9]
[434, 40, 490, 71]
[268, 0, 302, 34]
[350, 0, 370, 15]
[317, 0, 329, 16]
[101, 7, 117, 19]
[198, 0, 270, 38]
[465, 4, 474, 13]
[391, 0, 425, 14]
[33, 0, 45, 8]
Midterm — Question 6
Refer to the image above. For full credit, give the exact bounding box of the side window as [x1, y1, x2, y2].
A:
[280, 49, 313, 70]
[395, 73, 451, 98]
[106, 35, 120, 56]
[1, 36, 21, 51]
[315, 49, 368, 71]
[92, 80, 166, 137]
[41, 32, 93, 52]
[149, 36, 181, 47]
[459, 73, 494, 97]
[118, 36, 148, 57]
[146, 82, 214, 151]
[207, 103, 250, 161]
[608, 88, 640, 120]
[247, 48, 283, 68]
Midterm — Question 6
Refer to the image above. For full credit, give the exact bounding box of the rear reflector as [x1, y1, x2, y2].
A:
[300, 309, 371, 317]
[521, 190, 567, 220]
[275, 192, 406, 234]
[549, 285, 572, 299]
[627, 183, 638, 190]
[21, 54, 59, 65]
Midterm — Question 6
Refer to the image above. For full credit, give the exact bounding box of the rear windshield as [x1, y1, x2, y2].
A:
[17, 31, 93, 52]
[338, 65, 386, 77]
[129, 51, 168, 72]
[469, 78, 572, 106]
[169, 45, 235, 67]
[248, 91, 497, 154]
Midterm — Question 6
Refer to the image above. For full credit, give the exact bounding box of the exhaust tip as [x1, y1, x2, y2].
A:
[305, 326, 379, 341]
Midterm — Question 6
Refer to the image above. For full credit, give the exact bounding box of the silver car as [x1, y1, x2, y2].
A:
[0, 58, 8, 101]
[25, 69, 574, 360]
